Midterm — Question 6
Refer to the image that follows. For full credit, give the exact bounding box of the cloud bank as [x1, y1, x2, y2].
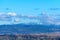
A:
[0, 12, 60, 25]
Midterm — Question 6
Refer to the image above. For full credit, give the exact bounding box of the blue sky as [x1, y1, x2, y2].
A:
[0, 0, 60, 24]
[0, 0, 60, 15]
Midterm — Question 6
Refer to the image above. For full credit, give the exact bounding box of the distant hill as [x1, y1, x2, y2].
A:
[0, 23, 60, 35]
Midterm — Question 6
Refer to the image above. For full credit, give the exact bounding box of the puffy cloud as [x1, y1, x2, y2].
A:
[7, 12, 17, 16]
[14, 18, 20, 23]
[0, 12, 60, 25]
[0, 15, 12, 21]
[27, 15, 37, 19]
[16, 14, 39, 19]
[0, 13, 12, 21]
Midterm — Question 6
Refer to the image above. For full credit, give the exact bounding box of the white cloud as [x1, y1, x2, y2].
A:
[7, 12, 17, 16]
[14, 18, 20, 22]
[0, 12, 60, 25]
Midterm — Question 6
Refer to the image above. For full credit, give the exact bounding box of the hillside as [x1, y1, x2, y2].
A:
[0, 24, 60, 35]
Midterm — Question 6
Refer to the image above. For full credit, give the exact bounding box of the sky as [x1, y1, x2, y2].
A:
[0, 0, 60, 15]
[0, 0, 60, 25]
